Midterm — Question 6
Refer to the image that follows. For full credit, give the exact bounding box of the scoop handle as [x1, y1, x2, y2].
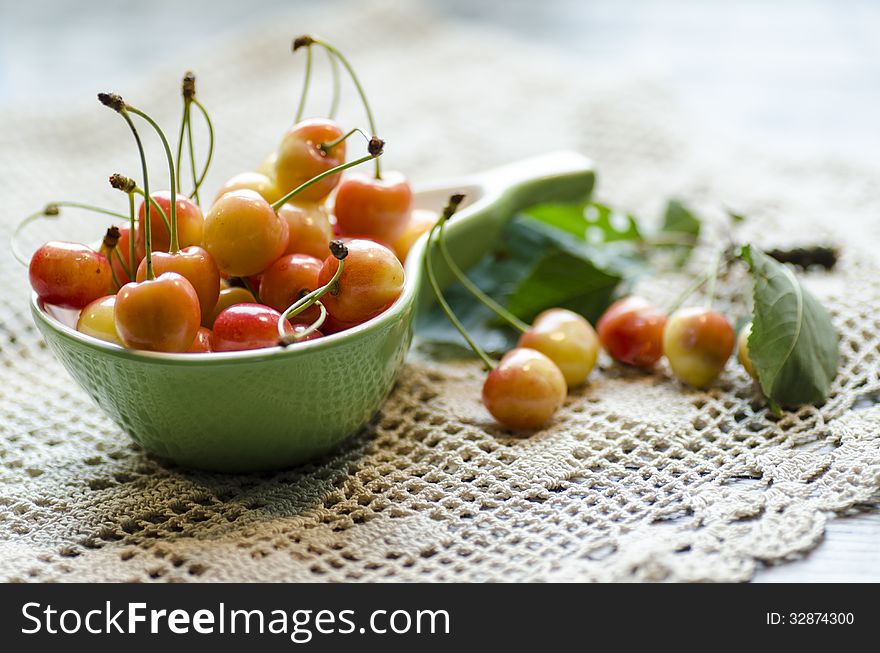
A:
[428, 150, 596, 284]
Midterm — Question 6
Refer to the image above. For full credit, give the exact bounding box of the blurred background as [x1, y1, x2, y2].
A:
[1, 0, 878, 166]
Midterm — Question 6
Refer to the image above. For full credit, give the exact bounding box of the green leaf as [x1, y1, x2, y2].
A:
[526, 201, 642, 244]
[742, 245, 839, 408]
[656, 199, 701, 265]
[506, 250, 621, 323]
[661, 199, 701, 237]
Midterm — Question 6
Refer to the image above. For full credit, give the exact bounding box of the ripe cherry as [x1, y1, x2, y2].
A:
[202, 190, 289, 277]
[737, 321, 758, 380]
[110, 225, 143, 285]
[279, 202, 333, 259]
[115, 272, 201, 353]
[597, 296, 667, 368]
[213, 303, 321, 351]
[259, 253, 323, 322]
[663, 307, 735, 388]
[137, 190, 204, 253]
[334, 171, 413, 243]
[187, 326, 214, 353]
[76, 295, 122, 345]
[392, 208, 437, 262]
[518, 308, 599, 387]
[207, 286, 255, 328]
[274, 118, 346, 202]
[317, 238, 405, 324]
[29, 241, 112, 309]
[214, 172, 282, 205]
[482, 348, 567, 430]
[136, 246, 220, 324]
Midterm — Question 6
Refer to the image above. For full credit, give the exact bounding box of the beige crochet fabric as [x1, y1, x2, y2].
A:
[0, 0, 878, 582]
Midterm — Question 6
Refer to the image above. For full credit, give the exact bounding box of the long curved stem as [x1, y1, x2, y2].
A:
[425, 222, 496, 370]
[45, 201, 128, 221]
[279, 300, 327, 343]
[295, 44, 313, 123]
[191, 98, 214, 199]
[11, 210, 53, 266]
[186, 104, 200, 206]
[437, 217, 529, 333]
[126, 105, 179, 252]
[705, 248, 723, 311]
[319, 127, 370, 155]
[278, 258, 345, 330]
[175, 101, 188, 194]
[119, 110, 154, 279]
[327, 48, 340, 119]
[127, 192, 136, 280]
[311, 38, 381, 179]
[270, 152, 380, 210]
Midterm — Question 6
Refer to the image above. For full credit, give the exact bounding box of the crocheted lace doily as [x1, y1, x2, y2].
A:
[0, 1, 877, 582]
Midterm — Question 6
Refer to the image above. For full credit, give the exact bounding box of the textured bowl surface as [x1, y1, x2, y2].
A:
[31, 152, 595, 472]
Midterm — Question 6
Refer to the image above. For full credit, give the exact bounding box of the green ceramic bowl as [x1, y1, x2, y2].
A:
[31, 152, 595, 472]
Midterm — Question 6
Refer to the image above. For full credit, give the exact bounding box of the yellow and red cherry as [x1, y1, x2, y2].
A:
[663, 307, 735, 388]
[213, 303, 315, 351]
[274, 118, 346, 202]
[76, 295, 122, 345]
[136, 246, 220, 324]
[278, 202, 333, 259]
[260, 253, 323, 322]
[202, 189, 289, 277]
[392, 208, 437, 262]
[186, 326, 214, 353]
[214, 172, 282, 205]
[518, 308, 599, 387]
[115, 272, 201, 353]
[137, 191, 204, 253]
[597, 296, 667, 368]
[207, 286, 255, 328]
[334, 171, 413, 244]
[110, 225, 144, 285]
[737, 321, 758, 380]
[317, 238, 405, 324]
[482, 348, 567, 430]
[29, 241, 112, 309]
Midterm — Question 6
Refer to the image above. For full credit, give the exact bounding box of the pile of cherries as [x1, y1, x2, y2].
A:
[24, 37, 437, 354]
[428, 197, 757, 430]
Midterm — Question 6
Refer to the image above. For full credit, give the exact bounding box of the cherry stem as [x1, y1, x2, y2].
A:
[11, 208, 58, 267]
[98, 93, 154, 278]
[327, 48, 340, 119]
[295, 44, 313, 123]
[705, 248, 723, 311]
[304, 36, 381, 179]
[276, 241, 348, 331]
[425, 211, 496, 371]
[665, 250, 736, 314]
[127, 192, 136, 280]
[44, 201, 127, 221]
[241, 276, 262, 305]
[186, 106, 200, 206]
[175, 101, 188, 195]
[131, 187, 171, 237]
[278, 300, 327, 345]
[190, 98, 214, 199]
[125, 104, 179, 253]
[270, 146, 383, 210]
[436, 196, 530, 334]
[319, 127, 370, 155]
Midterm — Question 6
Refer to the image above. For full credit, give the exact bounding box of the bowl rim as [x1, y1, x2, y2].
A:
[31, 181, 489, 366]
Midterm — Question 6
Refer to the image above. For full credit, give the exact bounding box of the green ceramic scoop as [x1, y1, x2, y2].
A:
[31, 151, 595, 472]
